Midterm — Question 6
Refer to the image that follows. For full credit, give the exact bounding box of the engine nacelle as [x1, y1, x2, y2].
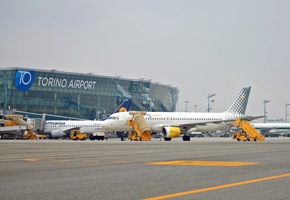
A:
[51, 130, 65, 139]
[162, 127, 181, 139]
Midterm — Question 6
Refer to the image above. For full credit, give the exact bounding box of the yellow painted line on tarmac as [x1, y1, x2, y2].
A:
[22, 158, 48, 162]
[53, 160, 70, 163]
[144, 173, 290, 200]
[84, 160, 100, 163]
[148, 160, 260, 167]
[114, 160, 132, 164]
[23, 158, 70, 163]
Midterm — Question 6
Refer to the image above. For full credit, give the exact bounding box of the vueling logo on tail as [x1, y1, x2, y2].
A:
[226, 87, 251, 115]
[14, 70, 35, 91]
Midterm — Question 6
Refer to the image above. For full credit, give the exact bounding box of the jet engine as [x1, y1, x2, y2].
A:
[162, 127, 181, 141]
[51, 130, 65, 139]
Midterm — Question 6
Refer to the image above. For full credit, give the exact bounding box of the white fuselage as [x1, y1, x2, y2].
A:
[42, 99, 132, 135]
[102, 111, 243, 133]
[44, 120, 105, 133]
[251, 123, 290, 134]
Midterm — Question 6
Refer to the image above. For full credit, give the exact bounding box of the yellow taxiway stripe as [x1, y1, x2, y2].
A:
[84, 160, 100, 163]
[145, 173, 290, 200]
[148, 160, 260, 167]
[53, 160, 70, 163]
[114, 160, 132, 164]
[22, 158, 48, 162]
[22, 158, 70, 162]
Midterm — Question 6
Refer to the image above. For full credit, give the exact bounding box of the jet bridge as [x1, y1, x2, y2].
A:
[126, 111, 152, 141]
[232, 118, 265, 141]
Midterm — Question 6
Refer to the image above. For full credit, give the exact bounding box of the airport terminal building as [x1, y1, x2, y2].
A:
[0, 68, 179, 120]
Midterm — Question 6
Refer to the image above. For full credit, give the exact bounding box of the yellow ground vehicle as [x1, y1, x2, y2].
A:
[38, 134, 47, 139]
[22, 130, 38, 140]
[128, 130, 142, 141]
[126, 112, 152, 141]
[232, 131, 254, 141]
[4, 121, 17, 126]
[70, 130, 87, 140]
[232, 118, 265, 141]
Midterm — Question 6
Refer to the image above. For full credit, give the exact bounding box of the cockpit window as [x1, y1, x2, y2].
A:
[108, 116, 119, 120]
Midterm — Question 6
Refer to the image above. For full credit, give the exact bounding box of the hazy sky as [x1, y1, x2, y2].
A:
[1, 0, 290, 121]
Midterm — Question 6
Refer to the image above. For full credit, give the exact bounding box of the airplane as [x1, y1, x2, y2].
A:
[39, 99, 132, 139]
[102, 87, 259, 141]
[251, 123, 290, 137]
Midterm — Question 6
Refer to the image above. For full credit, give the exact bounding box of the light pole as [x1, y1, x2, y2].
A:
[263, 100, 270, 123]
[185, 101, 189, 112]
[207, 94, 216, 112]
[194, 105, 197, 112]
[285, 103, 290, 123]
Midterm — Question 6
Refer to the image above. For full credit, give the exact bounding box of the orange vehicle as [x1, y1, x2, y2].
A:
[70, 130, 87, 140]
[232, 118, 265, 141]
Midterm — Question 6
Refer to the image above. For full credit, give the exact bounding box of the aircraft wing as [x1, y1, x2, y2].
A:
[257, 127, 275, 135]
[154, 119, 235, 132]
[61, 127, 82, 133]
[157, 116, 265, 132]
[176, 119, 235, 131]
[44, 126, 81, 134]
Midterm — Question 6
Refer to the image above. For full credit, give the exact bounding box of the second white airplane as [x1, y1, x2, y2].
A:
[40, 99, 132, 139]
[251, 123, 290, 136]
[102, 87, 257, 141]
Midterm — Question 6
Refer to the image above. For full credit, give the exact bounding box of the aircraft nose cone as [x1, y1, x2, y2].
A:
[102, 121, 112, 130]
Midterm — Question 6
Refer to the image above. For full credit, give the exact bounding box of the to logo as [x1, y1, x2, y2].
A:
[14, 70, 35, 91]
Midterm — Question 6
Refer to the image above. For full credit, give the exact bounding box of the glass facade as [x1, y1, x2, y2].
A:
[0, 68, 179, 120]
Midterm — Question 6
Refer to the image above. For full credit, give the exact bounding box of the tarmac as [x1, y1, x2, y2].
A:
[1, 137, 290, 200]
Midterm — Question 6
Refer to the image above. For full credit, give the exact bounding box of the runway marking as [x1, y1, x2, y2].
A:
[22, 158, 48, 162]
[114, 160, 132, 164]
[53, 160, 70, 163]
[144, 173, 290, 200]
[148, 160, 260, 167]
[23, 158, 71, 163]
[0, 150, 158, 162]
[84, 160, 100, 163]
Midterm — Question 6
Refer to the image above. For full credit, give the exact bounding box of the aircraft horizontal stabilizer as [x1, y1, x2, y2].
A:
[242, 115, 266, 121]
